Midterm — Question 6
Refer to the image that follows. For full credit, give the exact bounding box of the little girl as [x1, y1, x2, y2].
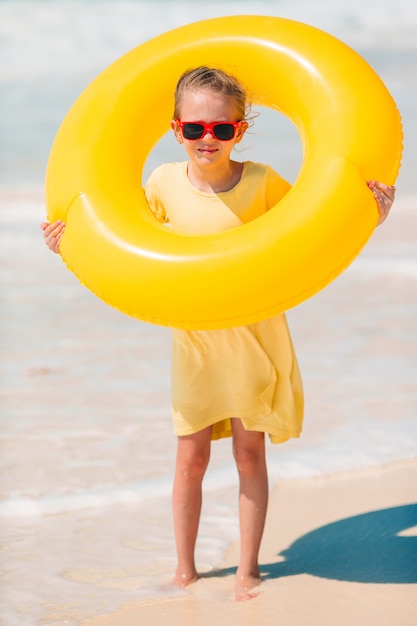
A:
[41, 66, 395, 600]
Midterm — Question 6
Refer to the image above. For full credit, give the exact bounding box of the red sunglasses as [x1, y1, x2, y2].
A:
[177, 120, 243, 141]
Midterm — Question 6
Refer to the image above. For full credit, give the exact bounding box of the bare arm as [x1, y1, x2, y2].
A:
[40, 180, 395, 255]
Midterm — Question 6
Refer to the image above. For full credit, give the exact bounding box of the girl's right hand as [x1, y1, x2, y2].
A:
[40, 220, 65, 254]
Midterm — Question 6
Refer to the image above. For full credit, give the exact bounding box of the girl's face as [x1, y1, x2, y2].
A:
[171, 88, 247, 167]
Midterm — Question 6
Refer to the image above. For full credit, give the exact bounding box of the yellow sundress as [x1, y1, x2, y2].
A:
[145, 161, 304, 443]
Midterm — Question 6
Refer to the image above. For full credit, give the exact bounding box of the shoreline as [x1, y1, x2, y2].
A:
[1, 187, 416, 624]
[83, 459, 417, 626]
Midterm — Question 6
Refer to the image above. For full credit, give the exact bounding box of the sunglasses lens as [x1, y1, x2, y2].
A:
[213, 124, 235, 140]
[182, 123, 205, 140]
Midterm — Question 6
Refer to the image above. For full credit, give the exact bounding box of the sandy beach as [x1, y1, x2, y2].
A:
[84, 461, 417, 626]
[1, 2, 416, 621]
[1, 190, 415, 625]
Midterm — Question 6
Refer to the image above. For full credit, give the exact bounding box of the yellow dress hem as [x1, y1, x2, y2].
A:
[172, 407, 302, 444]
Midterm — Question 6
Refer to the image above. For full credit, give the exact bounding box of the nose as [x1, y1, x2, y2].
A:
[202, 129, 215, 140]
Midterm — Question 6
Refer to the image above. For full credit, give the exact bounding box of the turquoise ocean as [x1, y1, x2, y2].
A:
[0, 1, 416, 624]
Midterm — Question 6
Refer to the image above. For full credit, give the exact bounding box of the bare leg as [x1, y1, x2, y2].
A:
[172, 426, 212, 587]
[231, 419, 268, 601]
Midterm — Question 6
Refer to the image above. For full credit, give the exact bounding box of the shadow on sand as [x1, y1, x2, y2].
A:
[203, 504, 417, 584]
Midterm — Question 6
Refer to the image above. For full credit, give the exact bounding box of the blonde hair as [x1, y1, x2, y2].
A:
[173, 66, 251, 122]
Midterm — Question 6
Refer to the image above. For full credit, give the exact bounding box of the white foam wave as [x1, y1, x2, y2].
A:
[2, 420, 416, 519]
[0, 478, 172, 518]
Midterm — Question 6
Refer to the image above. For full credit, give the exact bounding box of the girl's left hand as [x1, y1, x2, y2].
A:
[367, 180, 396, 226]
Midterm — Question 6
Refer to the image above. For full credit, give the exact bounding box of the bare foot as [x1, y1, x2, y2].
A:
[172, 568, 199, 589]
[159, 569, 198, 593]
[235, 571, 262, 601]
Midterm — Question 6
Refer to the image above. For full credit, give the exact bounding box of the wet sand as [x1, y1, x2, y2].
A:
[84, 461, 417, 626]
[1, 190, 416, 625]
[83, 196, 417, 625]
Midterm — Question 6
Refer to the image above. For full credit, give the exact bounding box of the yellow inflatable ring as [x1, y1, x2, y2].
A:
[45, 15, 402, 330]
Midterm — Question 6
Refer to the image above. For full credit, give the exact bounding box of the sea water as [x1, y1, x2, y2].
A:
[1, 1, 416, 624]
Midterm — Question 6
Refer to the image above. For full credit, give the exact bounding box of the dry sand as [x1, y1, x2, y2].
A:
[83, 197, 417, 625]
[84, 461, 417, 626]
[1, 190, 416, 625]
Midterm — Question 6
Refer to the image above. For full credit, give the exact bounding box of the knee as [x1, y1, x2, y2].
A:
[233, 443, 265, 477]
[176, 448, 210, 481]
